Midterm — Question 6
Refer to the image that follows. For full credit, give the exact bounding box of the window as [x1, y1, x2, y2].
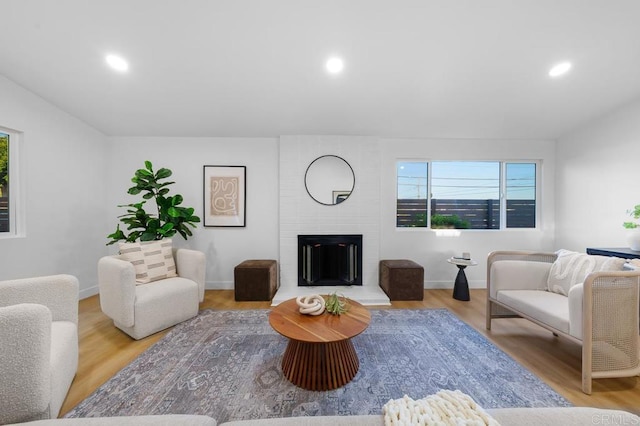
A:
[505, 163, 536, 228]
[396, 160, 538, 229]
[397, 161, 428, 227]
[0, 127, 22, 237]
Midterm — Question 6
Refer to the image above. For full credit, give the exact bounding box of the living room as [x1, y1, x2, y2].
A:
[2, 1, 640, 424]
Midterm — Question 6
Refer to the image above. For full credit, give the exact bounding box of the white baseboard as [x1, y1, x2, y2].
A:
[79, 285, 99, 300]
[206, 281, 234, 290]
[80, 280, 486, 301]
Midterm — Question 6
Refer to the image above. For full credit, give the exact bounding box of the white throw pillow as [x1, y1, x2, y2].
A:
[118, 238, 177, 284]
[547, 249, 626, 296]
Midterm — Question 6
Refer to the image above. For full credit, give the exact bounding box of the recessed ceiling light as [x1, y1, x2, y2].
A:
[326, 57, 344, 74]
[548, 61, 572, 78]
[106, 54, 129, 72]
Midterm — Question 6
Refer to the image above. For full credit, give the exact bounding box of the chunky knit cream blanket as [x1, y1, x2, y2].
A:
[382, 390, 501, 426]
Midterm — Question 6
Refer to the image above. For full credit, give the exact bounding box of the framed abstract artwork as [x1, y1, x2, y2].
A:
[203, 165, 246, 227]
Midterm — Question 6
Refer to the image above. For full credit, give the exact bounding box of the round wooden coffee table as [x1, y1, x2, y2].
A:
[269, 297, 371, 391]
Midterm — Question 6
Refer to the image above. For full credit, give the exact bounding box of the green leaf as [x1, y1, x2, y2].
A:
[144, 160, 153, 171]
[140, 231, 157, 241]
[156, 168, 172, 179]
[126, 232, 141, 243]
[172, 194, 184, 206]
[106, 225, 127, 245]
[167, 206, 180, 217]
[136, 169, 153, 178]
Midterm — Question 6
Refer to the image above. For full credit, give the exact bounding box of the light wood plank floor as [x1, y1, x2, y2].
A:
[60, 289, 640, 417]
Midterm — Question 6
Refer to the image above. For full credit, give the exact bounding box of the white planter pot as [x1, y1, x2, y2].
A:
[627, 229, 640, 251]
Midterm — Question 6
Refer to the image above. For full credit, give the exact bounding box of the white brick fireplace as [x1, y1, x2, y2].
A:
[274, 135, 390, 305]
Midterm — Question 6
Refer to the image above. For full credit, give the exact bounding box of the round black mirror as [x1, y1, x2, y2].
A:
[304, 155, 355, 205]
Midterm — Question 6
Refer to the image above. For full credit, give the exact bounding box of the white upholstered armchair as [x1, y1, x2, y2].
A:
[0, 274, 79, 424]
[98, 247, 206, 340]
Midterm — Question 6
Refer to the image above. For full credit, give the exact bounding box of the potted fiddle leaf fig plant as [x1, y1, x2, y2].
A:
[107, 161, 200, 245]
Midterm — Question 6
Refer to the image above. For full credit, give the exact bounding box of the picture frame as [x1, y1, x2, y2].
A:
[203, 165, 246, 227]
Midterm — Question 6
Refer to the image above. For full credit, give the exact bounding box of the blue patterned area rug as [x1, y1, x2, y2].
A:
[66, 309, 570, 422]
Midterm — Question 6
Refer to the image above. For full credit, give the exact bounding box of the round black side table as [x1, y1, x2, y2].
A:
[447, 258, 477, 301]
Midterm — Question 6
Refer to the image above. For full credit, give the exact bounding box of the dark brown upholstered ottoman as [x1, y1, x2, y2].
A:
[234, 259, 278, 301]
[379, 259, 424, 301]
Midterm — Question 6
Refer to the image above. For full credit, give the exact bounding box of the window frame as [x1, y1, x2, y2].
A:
[0, 126, 24, 239]
[396, 159, 541, 230]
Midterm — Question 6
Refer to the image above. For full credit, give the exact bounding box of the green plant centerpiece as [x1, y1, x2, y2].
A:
[325, 292, 350, 315]
[623, 204, 640, 229]
[107, 161, 200, 245]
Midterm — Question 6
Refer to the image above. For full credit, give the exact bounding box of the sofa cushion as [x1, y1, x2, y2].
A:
[547, 249, 626, 296]
[18, 415, 217, 425]
[118, 239, 177, 284]
[222, 416, 382, 426]
[489, 260, 551, 299]
[496, 290, 570, 334]
[488, 407, 640, 426]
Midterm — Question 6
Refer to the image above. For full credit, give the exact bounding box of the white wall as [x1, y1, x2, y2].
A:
[380, 137, 557, 288]
[556, 99, 640, 251]
[0, 75, 108, 297]
[106, 137, 279, 290]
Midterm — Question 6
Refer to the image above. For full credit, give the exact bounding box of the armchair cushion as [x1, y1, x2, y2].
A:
[50, 321, 79, 420]
[118, 238, 177, 284]
[547, 249, 625, 296]
[117, 277, 199, 340]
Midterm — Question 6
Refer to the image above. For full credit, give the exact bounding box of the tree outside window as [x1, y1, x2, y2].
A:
[0, 132, 8, 232]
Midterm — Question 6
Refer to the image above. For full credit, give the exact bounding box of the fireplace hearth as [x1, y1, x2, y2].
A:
[298, 234, 363, 286]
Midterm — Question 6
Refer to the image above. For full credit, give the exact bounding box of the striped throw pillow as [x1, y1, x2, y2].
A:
[118, 239, 178, 284]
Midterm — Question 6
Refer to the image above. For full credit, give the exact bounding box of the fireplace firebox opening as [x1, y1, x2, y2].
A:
[298, 234, 363, 286]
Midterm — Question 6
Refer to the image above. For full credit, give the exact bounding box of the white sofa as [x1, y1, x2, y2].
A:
[0, 275, 79, 425]
[8, 407, 640, 426]
[486, 250, 640, 394]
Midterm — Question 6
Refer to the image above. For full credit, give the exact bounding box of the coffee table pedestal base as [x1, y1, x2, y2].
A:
[281, 339, 359, 391]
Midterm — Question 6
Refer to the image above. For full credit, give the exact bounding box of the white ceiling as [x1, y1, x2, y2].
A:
[2, 0, 640, 139]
